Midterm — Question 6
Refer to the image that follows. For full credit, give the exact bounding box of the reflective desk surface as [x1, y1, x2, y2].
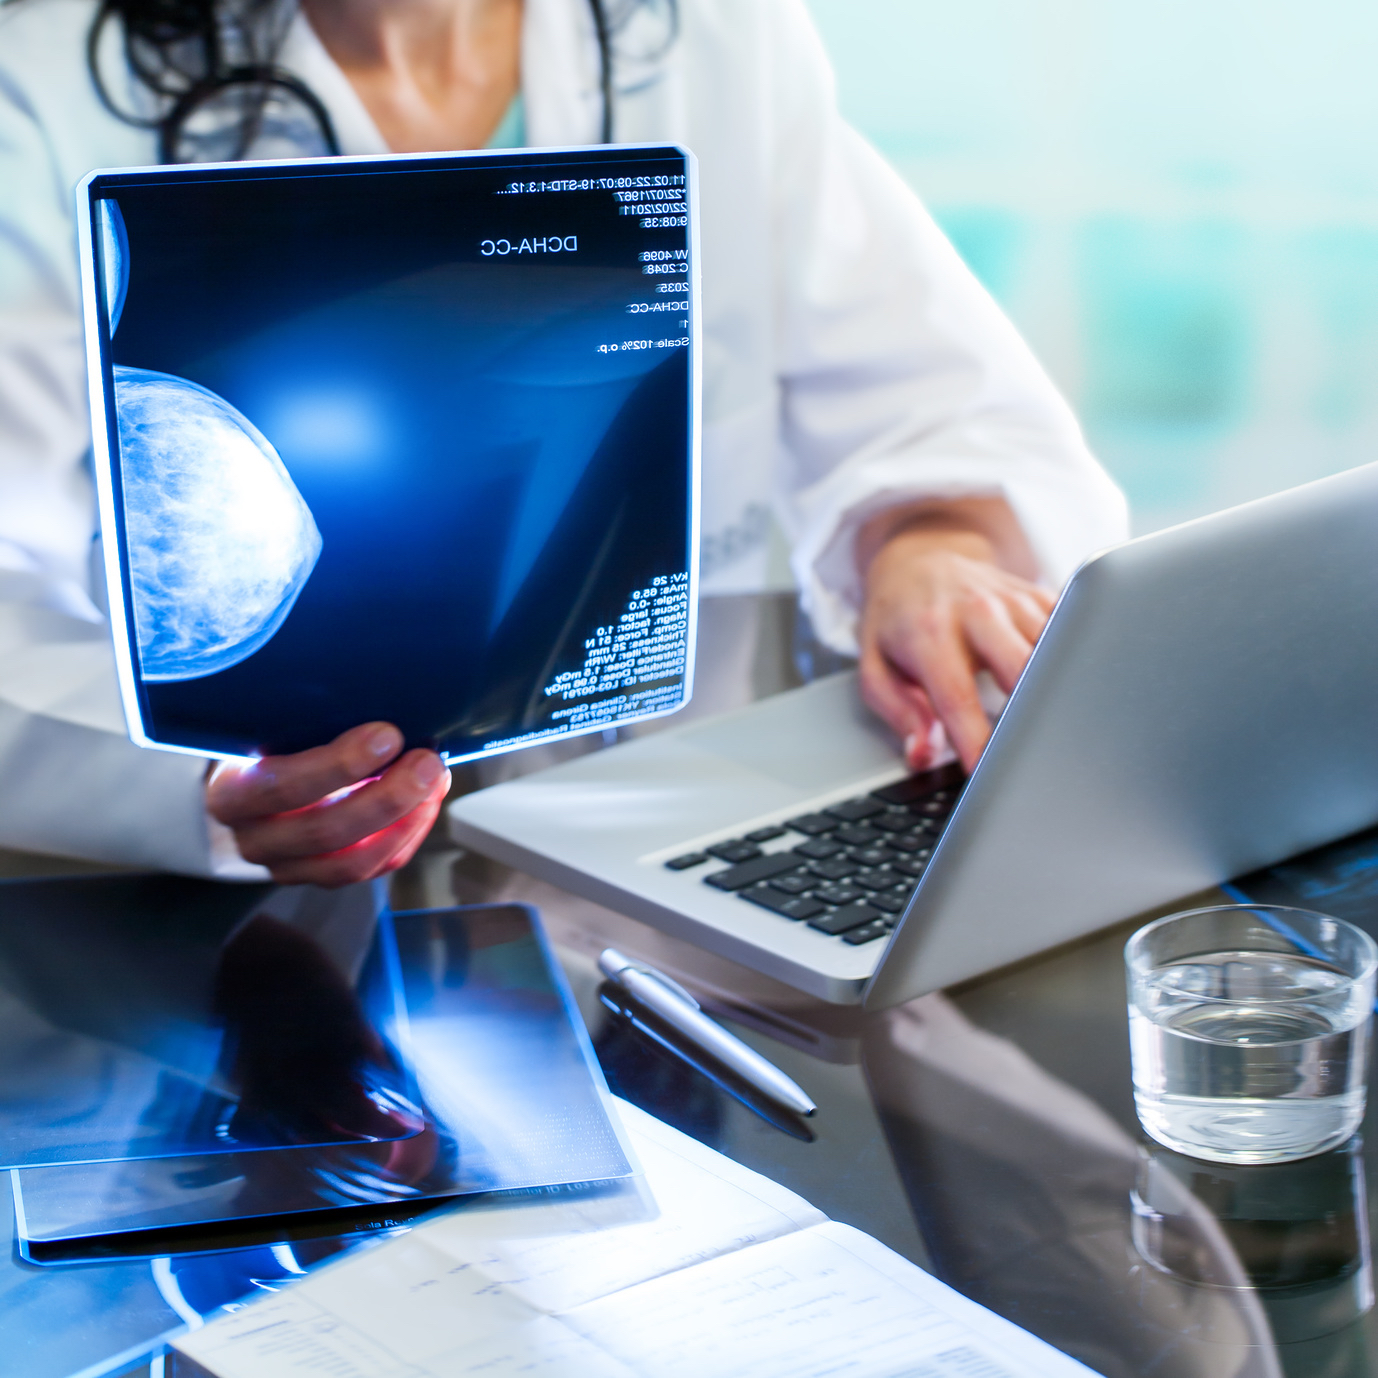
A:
[3, 829, 1376, 1378]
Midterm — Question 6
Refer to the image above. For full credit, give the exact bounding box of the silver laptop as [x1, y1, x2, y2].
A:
[449, 461, 1378, 1009]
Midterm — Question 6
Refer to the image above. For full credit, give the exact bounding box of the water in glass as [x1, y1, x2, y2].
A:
[1130, 949, 1372, 1164]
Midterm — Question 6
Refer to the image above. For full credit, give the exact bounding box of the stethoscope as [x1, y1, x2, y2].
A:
[92, 0, 619, 164]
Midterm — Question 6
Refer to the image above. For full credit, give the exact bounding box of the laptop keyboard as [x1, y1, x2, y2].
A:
[662, 763, 965, 946]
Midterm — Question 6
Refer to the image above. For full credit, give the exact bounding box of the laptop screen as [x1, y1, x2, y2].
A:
[79, 145, 697, 763]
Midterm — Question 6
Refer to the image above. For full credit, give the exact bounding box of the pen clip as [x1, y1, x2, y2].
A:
[598, 949, 702, 1010]
[632, 968, 701, 1010]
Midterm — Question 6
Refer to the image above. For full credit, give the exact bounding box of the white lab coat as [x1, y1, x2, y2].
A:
[0, 0, 1128, 875]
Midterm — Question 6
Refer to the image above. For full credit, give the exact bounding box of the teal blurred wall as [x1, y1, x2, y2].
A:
[807, 0, 1378, 532]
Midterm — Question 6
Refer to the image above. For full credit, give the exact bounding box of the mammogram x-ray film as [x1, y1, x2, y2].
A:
[77, 146, 698, 762]
[0, 876, 421, 1168]
[11, 892, 635, 1261]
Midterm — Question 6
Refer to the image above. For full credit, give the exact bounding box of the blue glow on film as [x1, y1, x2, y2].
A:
[266, 387, 388, 466]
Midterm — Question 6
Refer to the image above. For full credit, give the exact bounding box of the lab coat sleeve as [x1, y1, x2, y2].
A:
[0, 15, 263, 876]
[0, 570, 264, 876]
[765, 0, 1129, 655]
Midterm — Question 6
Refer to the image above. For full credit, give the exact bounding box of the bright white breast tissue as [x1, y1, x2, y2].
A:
[115, 366, 322, 681]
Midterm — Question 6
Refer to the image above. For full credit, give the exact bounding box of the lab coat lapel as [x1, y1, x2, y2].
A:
[522, 0, 603, 146]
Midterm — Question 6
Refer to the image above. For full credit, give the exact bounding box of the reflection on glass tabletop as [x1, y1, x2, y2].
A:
[6, 824, 1378, 1377]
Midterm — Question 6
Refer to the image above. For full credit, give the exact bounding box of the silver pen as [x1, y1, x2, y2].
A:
[597, 948, 816, 1117]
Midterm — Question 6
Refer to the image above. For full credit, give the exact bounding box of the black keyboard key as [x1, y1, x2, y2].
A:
[825, 797, 886, 823]
[834, 823, 882, 846]
[872, 763, 965, 806]
[666, 852, 709, 870]
[794, 837, 845, 860]
[807, 857, 860, 881]
[843, 920, 890, 945]
[848, 846, 891, 867]
[704, 852, 805, 891]
[871, 811, 917, 833]
[910, 799, 951, 820]
[741, 886, 827, 920]
[769, 872, 816, 895]
[707, 840, 762, 864]
[886, 833, 931, 853]
[786, 812, 838, 836]
[869, 891, 909, 914]
[853, 868, 900, 892]
[745, 824, 787, 843]
[814, 881, 866, 905]
[808, 902, 882, 935]
[892, 855, 931, 879]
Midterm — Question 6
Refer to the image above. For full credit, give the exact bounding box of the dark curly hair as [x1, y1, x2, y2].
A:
[82, 0, 678, 164]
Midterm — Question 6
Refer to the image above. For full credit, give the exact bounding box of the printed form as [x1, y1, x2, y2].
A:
[175, 1101, 1102, 1378]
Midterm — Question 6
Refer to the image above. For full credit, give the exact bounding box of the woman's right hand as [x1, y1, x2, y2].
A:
[206, 722, 450, 887]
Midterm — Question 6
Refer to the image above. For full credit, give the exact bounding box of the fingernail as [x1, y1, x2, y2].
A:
[368, 726, 402, 759]
[904, 732, 930, 768]
[412, 753, 443, 789]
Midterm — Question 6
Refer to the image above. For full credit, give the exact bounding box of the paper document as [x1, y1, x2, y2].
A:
[175, 1101, 1100, 1378]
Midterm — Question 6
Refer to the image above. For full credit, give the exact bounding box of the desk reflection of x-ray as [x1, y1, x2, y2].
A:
[1, 878, 633, 1261]
[0, 875, 417, 1169]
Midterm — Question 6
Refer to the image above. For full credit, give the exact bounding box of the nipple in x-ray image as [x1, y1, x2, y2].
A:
[79, 145, 698, 763]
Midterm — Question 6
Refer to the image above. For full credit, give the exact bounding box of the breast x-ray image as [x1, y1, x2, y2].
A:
[80, 145, 697, 762]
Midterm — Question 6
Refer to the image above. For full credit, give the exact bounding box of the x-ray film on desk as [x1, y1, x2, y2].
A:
[0, 877, 419, 1168]
[77, 144, 698, 762]
[5, 881, 636, 1259]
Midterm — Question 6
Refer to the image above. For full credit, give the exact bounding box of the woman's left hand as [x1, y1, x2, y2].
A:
[207, 722, 450, 887]
[857, 510, 1055, 775]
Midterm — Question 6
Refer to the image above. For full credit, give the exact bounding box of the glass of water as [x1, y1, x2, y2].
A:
[1126, 905, 1377, 1164]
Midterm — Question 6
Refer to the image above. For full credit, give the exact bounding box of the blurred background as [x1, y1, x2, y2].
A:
[807, 0, 1378, 534]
